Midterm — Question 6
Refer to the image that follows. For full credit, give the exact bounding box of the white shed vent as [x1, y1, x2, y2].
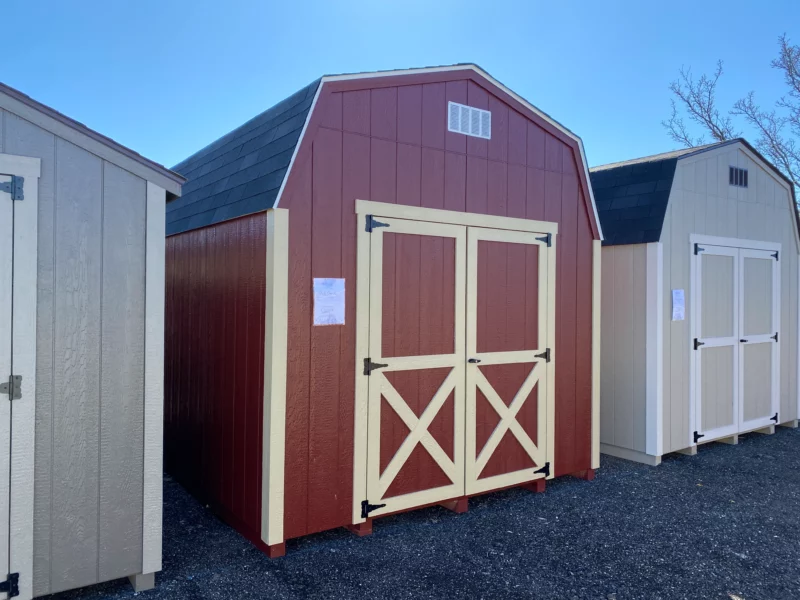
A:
[448, 101, 491, 140]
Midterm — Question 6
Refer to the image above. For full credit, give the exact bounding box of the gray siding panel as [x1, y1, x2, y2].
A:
[99, 163, 146, 581]
[3, 109, 153, 596]
[599, 244, 649, 453]
[2, 112, 57, 597]
[51, 138, 103, 593]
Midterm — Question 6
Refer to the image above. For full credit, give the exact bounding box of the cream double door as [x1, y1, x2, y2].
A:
[356, 207, 555, 522]
[693, 242, 780, 444]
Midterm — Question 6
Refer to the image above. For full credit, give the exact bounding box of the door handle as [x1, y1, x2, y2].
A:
[468, 358, 481, 364]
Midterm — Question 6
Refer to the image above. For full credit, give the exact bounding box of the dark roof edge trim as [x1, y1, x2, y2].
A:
[0, 82, 185, 190]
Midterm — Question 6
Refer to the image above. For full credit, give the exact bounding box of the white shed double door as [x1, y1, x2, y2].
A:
[693, 242, 780, 444]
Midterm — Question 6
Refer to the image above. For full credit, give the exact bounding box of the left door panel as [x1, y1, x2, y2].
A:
[364, 217, 467, 519]
[0, 175, 14, 600]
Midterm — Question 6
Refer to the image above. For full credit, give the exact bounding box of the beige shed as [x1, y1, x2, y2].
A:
[591, 139, 799, 465]
[0, 83, 183, 598]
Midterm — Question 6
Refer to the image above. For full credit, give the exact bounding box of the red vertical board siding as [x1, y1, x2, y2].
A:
[164, 212, 266, 544]
[280, 75, 597, 539]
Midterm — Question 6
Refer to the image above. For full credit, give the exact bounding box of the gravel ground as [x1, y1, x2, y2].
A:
[46, 426, 800, 600]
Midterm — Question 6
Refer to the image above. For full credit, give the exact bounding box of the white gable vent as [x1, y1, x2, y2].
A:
[448, 101, 491, 140]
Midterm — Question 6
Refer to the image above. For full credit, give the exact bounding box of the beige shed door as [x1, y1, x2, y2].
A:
[0, 176, 13, 600]
[693, 242, 780, 444]
[738, 249, 780, 431]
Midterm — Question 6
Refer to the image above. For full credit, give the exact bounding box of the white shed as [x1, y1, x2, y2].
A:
[0, 83, 183, 598]
[592, 139, 799, 465]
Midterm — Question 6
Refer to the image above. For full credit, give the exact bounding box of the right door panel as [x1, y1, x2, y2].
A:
[738, 248, 780, 431]
[465, 227, 553, 494]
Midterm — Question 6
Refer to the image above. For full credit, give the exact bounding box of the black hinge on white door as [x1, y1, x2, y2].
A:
[535, 233, 552, 247]
[0, 573, 19, 598]
[361, 499, 386, 519]
[772, 251, 779, 261]
[694, 431, 704, 444]
[534, 348, 551, 363]
[365, 215, 389, 233]
[363, 358, 388, 376]
[0, 375, 22, 400]
[534, 462, 550, 477]
[0, 175, 24, 201]
[694, 244, 705, 255]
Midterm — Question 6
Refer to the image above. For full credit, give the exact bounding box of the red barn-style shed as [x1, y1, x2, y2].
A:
[165, 65, 603, 557]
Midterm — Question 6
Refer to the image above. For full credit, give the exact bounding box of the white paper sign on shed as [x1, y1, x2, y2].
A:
[313, 278, 345, 325]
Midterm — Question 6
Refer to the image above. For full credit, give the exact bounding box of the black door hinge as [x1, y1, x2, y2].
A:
[772, 332, 778, 342]
[0, 375, 22, 400]
[694, 338, 705, 351]
[365, 215, 389, 233]
[694, 431, 704, 444]
[694, 244, 705, 255]
[361, 499, 386, 519]
[772, 251, 779, 261]
[771, 412, 779, 423]
[363, 358, 389, 376]
[534, 348, 551, 363]
[0, 573, 19, 597]
[0, 176, 24, 201]
[534, 462, 550, 477]
[536, 233, 552, 247]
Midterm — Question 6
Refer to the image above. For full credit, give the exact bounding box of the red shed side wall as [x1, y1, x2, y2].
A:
[280, 71, 597, 540]
[164, 212, 267, 544]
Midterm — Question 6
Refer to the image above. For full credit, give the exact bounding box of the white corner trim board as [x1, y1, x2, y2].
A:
[142, 182, 166, 576]
[645, 242, 664, 457]
[262, 208, 289, 547]
[591, 240, 601, 469]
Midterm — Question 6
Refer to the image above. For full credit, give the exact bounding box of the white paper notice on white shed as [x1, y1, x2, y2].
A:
[313, 278, 345, 325]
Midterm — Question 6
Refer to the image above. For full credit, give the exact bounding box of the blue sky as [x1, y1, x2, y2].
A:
[3, 0, 798, 169]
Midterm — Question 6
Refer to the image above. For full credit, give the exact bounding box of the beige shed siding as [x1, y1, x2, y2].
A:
[1, 110, 148, 596]
[660, 144, 799, 453]
[600, 243, 648, 452]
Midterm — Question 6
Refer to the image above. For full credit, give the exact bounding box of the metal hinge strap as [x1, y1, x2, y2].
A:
[0, 175, 24, 201]
[772, 332, 779, 343]
[0, 572, 19, 597]
[365, 215, 389, 233]
[534, 462, 550, 477]
[773, 251, 779, 261]
[693, 338, 705, 351]
[771, 412, 779, 423]
[694, 244, 705, 255]
[694, 431, 704, 444]
[536, 233, 552, 247]
[0, 375, 22, 400]
[363, 358, 389, 376]
[361, 499, 386, 519]
[534, 348, 551, 363]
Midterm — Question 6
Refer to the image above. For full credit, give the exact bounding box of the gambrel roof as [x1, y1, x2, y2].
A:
[590, 138, 799, 246]
[168, 64, 603, 238]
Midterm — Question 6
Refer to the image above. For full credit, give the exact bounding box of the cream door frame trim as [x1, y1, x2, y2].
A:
[356, 200, 558, 235]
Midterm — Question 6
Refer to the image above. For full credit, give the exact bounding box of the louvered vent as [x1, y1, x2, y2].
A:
[447, 101, 491, 139]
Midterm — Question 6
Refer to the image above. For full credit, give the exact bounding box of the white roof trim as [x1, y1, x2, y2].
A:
[274, 65, 602, 239]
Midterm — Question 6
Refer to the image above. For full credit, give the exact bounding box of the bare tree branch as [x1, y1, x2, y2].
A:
[732, 92, 800, 190]
[662, 99, 704, 147]
[773, 34, 800, 141]
[665, 60, 739, 145]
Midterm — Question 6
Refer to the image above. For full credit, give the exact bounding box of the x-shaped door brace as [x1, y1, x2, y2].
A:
[474, 362, 543, 476]
[378, 368, 458, 497]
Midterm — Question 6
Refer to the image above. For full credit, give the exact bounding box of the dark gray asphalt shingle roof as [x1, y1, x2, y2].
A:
[166, 79, 320, 235]
[590, 157, 677, 246]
